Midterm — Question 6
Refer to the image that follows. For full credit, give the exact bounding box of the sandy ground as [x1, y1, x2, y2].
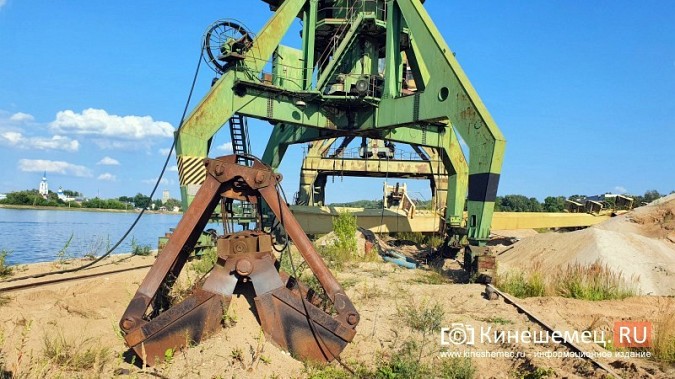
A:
[0, 250, 673, 378]
[498, 195, 675, 296]
[0, 198, 674, 378]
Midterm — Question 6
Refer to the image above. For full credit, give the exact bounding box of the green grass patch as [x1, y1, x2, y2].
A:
[397, 300, 445, 335]
[396, 232, 444, 249]
[0, 329, 7, 377]
[190, 246, 217, 277]
[315, 212, 379, 270]
[278, 248, 304, 276]
[397, 232, 427, 245]
[373, 341, 475, 379]
[333, 212, 357, 253]
[130, 236, 153, 257]
[519, 367, 555, 379]
[481, 316, 513, 325]
[496, 260, 638, 300]
[437, 356, 476, 379]
[42, 334, 110, 372]
[55, 234, 75, 265]
[317, 245, 351, 271]
[306, 363, 358, 379]
[410, 269, 451, 285]
[306, 349, 474, 379]
[495, 270, 546, 298]
[554, 262, 637, 301]
[355, 283, 385, 301]
[306, 298, 474, 379]
[653, 308, 675, 363]
[311, 212, 360, 271]
[0, 250, 13, 278]
[339, 278, 358, 289]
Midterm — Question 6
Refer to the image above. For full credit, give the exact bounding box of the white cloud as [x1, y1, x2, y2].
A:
[18, 159, 92, 177]
[0, 131, 79, 152]
[614, 186, 628, 194]
[91, 139, 149, 150]
[217, 142, 233, 153]
[0, 111, 27, 129]
[31, 136, 79, 152]
[97, 156, 120, 165]
[0, 1, 6, 10]
[1, 131, 21, 144]
[9, 112, 34, 123]
[168, 165, 178, 172]
[142, 177, 170, 185]
[50, 108, 174, 140]
[97, 173, 116, 181]
[158, 147, 172, 156]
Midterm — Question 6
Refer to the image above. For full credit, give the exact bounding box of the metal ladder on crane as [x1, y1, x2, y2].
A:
[229, 114, 251, 164]
[228, 114, 255, 223]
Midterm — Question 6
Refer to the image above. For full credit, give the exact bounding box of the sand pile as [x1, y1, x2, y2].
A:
[498, 194, 675, 296]
[625, 193, 675, 242]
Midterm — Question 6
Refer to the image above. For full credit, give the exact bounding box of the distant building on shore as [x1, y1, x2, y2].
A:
[0, 194, 6, 200]
[162, 189, 170, 204]
[38, 172, 49, 199]
[56, 187, 79, 202]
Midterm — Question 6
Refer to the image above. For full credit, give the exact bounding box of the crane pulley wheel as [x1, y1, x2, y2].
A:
[202, 20, 254, 74]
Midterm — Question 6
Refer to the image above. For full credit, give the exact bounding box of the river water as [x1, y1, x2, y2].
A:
[0, 208, 190, 264]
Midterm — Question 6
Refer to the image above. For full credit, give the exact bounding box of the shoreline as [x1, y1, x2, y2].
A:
[6, 250, 147, 266]
[4, 251, 157, 269]
[0, 203, 182, 215]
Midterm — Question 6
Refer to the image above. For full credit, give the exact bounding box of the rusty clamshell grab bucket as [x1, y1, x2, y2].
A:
[119, 155, 359, 365]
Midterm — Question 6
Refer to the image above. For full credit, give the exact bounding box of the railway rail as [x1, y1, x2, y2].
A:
[485, 283, 624, 379]
[0, 264, 153, 293]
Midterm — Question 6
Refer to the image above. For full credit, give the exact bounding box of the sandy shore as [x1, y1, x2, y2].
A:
[0, 250, 673, 378]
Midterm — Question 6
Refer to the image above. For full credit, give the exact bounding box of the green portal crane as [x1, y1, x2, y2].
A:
[176, 0, 505, 245]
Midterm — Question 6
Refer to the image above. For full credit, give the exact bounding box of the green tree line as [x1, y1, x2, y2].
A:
[0, 189, 182, 211]
[330, 199, 384, 208]
[329, 189, 672, 212]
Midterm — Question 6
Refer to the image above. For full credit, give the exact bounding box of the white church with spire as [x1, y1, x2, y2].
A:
[38, 171, 49, 199]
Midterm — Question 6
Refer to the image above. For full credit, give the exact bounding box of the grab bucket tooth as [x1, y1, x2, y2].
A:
[256, 286, 356, 362]
[125, 290, 228, 366]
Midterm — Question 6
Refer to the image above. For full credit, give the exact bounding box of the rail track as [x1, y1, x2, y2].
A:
[0, 264, 153, 293]
[485, 283, 624, 379]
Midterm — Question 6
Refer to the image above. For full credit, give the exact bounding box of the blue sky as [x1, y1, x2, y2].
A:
[0, 1, 673, 203]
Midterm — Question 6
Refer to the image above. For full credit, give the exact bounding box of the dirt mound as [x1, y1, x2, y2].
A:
[628, 193, 675, 241]
[498, 195, 675, 296]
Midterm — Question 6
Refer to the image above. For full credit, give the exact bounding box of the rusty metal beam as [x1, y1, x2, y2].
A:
[303, 157, 441, 178]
